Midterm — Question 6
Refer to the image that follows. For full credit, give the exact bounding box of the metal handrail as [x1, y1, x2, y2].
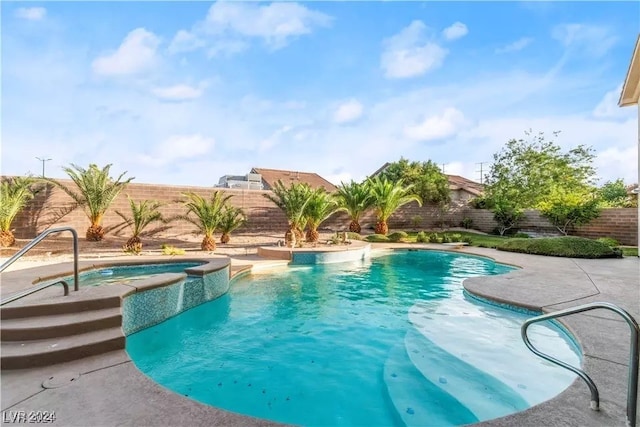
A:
[0, 227, 79, 291]
[522, 302, 639, 427]
[0, 280, 69, 306]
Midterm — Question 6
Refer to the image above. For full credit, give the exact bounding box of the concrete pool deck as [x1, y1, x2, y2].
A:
[1, 246, 638, 426]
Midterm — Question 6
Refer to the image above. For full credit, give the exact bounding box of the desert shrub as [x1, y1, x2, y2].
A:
[442, 234, 452, 243]
[596, 237, 619, 247]
[428, 233, 440, 243]
[366, 234, 390, 243]
[461, 217, 473, 229]
[161, 244, 186, 255]
[497, 236, 620, 259]
[346, 232, 364, 240]
[388, 231, 409, 242]
[416, 231, 428, 243]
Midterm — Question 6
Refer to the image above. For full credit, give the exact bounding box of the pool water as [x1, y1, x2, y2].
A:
[126, 251, 580, 426]
[63, 262, 203, 287]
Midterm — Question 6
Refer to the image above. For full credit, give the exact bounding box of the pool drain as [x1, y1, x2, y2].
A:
[42, 371, 80, 389]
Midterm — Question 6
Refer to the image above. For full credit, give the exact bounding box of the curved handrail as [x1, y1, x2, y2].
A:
[0, 227, 79, 291]
[521, 302, 639, 427]
[0, 280, 69, 306]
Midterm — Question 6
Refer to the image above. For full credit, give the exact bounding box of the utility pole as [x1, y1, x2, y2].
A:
[475, 162, 488, 184]
[36, 157, 52, 178]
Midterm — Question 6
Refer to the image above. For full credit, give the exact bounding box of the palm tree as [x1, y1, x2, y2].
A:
[304, 189, 339, 243]
[47, 164, 133, 241]
[0, 177, 37, 247]
[263, 180, 312, 247]
[116, 196, 165, 253]
[335, 180, 373, 233]
[368, 177, 422, 235]
[218, 206, 247, 244]
[181, 191, 231, 251]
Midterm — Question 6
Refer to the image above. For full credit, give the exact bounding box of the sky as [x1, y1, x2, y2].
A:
[2, 1, 639, 187]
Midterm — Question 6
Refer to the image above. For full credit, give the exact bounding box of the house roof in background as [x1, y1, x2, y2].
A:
[368, 163, 485, 195]
[251, 167, 337, 192]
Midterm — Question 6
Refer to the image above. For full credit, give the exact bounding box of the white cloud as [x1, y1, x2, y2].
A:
[442, 22, 468, 41]
[152, 84, 203, 101]
[202, 2, 332, 50]
[15, 7, 46, 21]
[92, 28, 160, 76]
[168, 30, 205, 54]
[552, 24, 617, 58]
[404, 107, 467, 141]
[207, 39, 249, 57]
[381, 21, 448, 79]
[259, 125, 293, 152]
[592, 84, 634, 119]
[595, 144, 638, 184]
[333, 99, 363, 124]
[325, 172, 353, 186]
[495, 37, 533, 54]
[140, 134, 214, 166]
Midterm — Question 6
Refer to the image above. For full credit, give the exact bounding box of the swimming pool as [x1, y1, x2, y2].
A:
[60, 262, 204, 287]
[126, 251, 580, 426]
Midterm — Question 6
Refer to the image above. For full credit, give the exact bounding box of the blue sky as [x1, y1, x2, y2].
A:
[2, 1, 638, 186]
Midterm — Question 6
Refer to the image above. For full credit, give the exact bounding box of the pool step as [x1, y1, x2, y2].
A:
[1, 307, 122, 341]
[0, 285, 128, 319]
[1, 326, 125, 369]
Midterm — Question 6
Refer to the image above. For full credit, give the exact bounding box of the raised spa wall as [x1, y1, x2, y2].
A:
[121, 261, 231, 336]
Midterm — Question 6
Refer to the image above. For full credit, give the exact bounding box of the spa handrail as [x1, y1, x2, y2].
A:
[0, 227, 79, 292]
[521, 302, 639, 427]
[1, 280, 69, 306]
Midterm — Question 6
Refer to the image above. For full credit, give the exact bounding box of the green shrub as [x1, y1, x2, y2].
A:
[161, 245, 186, 255]
[450, 233, 463, 242]
[461, 217, 473, 229]
[388, 231, 409, 242]
[346, 232, 364, 241]
[514, 232, 530, 238]
[442, 234, 452, 243]
[436, 236, 444, 243]
[428, 233, 440, 243]
[462, 236, 473, 244]
[366, 234, 390, 243]
[596, 237, 619, 247]
[497, 236, 620, 259]
[411, 215, 423, 229]
[416, 231, 428, 243]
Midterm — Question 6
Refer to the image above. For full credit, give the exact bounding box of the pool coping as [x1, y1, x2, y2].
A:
[1, 248, 638, 426]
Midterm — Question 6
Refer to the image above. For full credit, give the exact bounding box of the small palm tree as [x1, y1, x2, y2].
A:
[47, 164, 133, 241]
[116, 196, 165, 254]
[304, 189, 339, 243]
[335, 180, 373, 233]
[0, 177, 38, 247]
[181, 191, 231, 251]
[218, 206, 247, 244]
[263, 180, 312, 247]
[368, 177, 422, 235]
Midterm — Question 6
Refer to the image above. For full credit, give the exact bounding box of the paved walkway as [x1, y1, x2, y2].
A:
[1, 247, 638, 426]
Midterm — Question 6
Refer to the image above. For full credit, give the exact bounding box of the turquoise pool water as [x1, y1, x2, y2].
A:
[63, 262, 203, 287]
[127, 251, 580, 426]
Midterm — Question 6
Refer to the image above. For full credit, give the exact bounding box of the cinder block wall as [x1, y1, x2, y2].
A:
[8, 177, 638, 245]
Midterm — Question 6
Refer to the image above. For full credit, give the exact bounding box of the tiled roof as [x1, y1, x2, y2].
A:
[251, 168, 338, 192]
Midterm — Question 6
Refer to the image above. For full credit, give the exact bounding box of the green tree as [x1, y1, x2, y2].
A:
[47, 164, 134, 241]
[0, 176, 38, 247]
[335, 180, 373, 233]
[598, 179, 637, 208]
[367, 177, 422, 235]
[218, 206, 247, 244]
[263, 180, 312, 247]
[180, 191, 231, 251]
[484, 130, 596, 209]
[378, 158, 450, 204]
[538, 186, 601, 235]
[116, 197, 165, 254]
[304, 189, 339, 243]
